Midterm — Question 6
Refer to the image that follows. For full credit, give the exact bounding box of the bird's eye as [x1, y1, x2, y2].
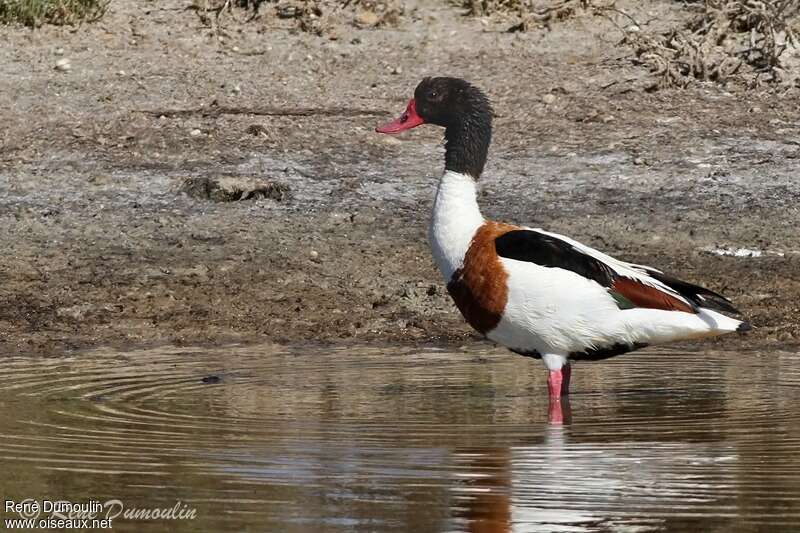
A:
[429, 91, 438, 99]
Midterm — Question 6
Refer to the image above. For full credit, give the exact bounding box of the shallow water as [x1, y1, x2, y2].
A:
[0, 344, 799, 532]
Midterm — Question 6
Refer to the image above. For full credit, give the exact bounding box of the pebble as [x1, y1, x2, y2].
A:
[190, 129, 202, 137]
[55, 47, 64, 56]
[54, 58, 71, 71]
[356, 10, 380, 27]
[392, 66, 402, 75]
[381, 136, 401, 145]
[541, 93, 556, 105]
[246, 124, 268, 136]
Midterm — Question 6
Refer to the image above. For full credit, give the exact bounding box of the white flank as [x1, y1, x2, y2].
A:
[488, 256, 743, 369]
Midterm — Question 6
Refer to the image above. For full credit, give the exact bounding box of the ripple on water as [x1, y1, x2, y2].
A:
[0, 344, 799, 532]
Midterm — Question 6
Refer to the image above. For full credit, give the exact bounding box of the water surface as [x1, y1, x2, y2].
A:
[0, 344, 798, 532]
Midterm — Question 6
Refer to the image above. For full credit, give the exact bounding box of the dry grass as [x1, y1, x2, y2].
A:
[623, 0, 800, 88]
[191, 0, 404, 36]
[458, 0, 615, 30]
[460, 0, 799, 87]
[0, 0, 108, 26]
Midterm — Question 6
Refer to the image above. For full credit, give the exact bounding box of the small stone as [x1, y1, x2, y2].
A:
[633, 157, 646, 166]
[232, 45, 240, 52]
[276, 5, 298, 18]
[233, 84, 241, 93]
[392, 66, 402, 75]
[54, 58, 71, 71]
[246, 124, 268, 136]
[310, 250, 319, 260]
[57, 303, 93, 320]
[355, 10, 380, 27]
[541, 93, 556, 105]
[190, 129, 202, 137]
[55, 47, 65, 56]
[180, 176, 291, 203]
[602, 115, 615, 123]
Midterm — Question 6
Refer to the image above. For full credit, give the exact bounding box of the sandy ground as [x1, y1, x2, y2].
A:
[0, 0, 798, 354]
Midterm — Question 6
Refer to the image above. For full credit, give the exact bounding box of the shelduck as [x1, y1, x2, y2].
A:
[376, 77, 750, 409]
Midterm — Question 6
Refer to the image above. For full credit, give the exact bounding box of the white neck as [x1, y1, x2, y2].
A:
[427, 170, 485, 281]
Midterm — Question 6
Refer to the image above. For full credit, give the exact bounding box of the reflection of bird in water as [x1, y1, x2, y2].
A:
[451, 446, 513, 533]
[547, 397, 571, 425]
[450, 418, 736, 533]
[376, 77, 749, 413]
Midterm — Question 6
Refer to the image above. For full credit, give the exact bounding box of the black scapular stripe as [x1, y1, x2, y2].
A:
[494, 230, 615, 287]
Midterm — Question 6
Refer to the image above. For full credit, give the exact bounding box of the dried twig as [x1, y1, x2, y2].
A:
[624, 0, 799, 88]
[139, 106, 385, 118]
[464, 0, 617, 30]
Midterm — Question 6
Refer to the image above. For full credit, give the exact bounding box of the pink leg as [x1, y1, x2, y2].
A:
[548, 397, 572, 425]
[547, 365, 572, 425]
[548, 398, 564, 424]
[548, 369, 564, 401]
[561, 363, 571, 397]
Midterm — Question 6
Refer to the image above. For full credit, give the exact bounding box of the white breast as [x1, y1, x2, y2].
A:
[427, 170, 484, 281]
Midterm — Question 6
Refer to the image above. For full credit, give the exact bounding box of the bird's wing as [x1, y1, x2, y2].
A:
[495, 228, 740, 315]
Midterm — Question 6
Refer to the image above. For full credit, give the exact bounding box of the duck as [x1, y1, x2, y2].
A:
[375, 77, 750, 406]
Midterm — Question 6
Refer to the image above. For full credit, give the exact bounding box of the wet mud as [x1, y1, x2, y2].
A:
[0, 0, 798, 354]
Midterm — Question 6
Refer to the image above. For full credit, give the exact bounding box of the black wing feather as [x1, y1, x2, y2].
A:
[642, 269, 741, 315]
[494, 230, 615, 287]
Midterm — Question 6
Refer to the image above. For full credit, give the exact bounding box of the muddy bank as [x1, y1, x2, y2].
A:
[0, 0, 798, 354]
